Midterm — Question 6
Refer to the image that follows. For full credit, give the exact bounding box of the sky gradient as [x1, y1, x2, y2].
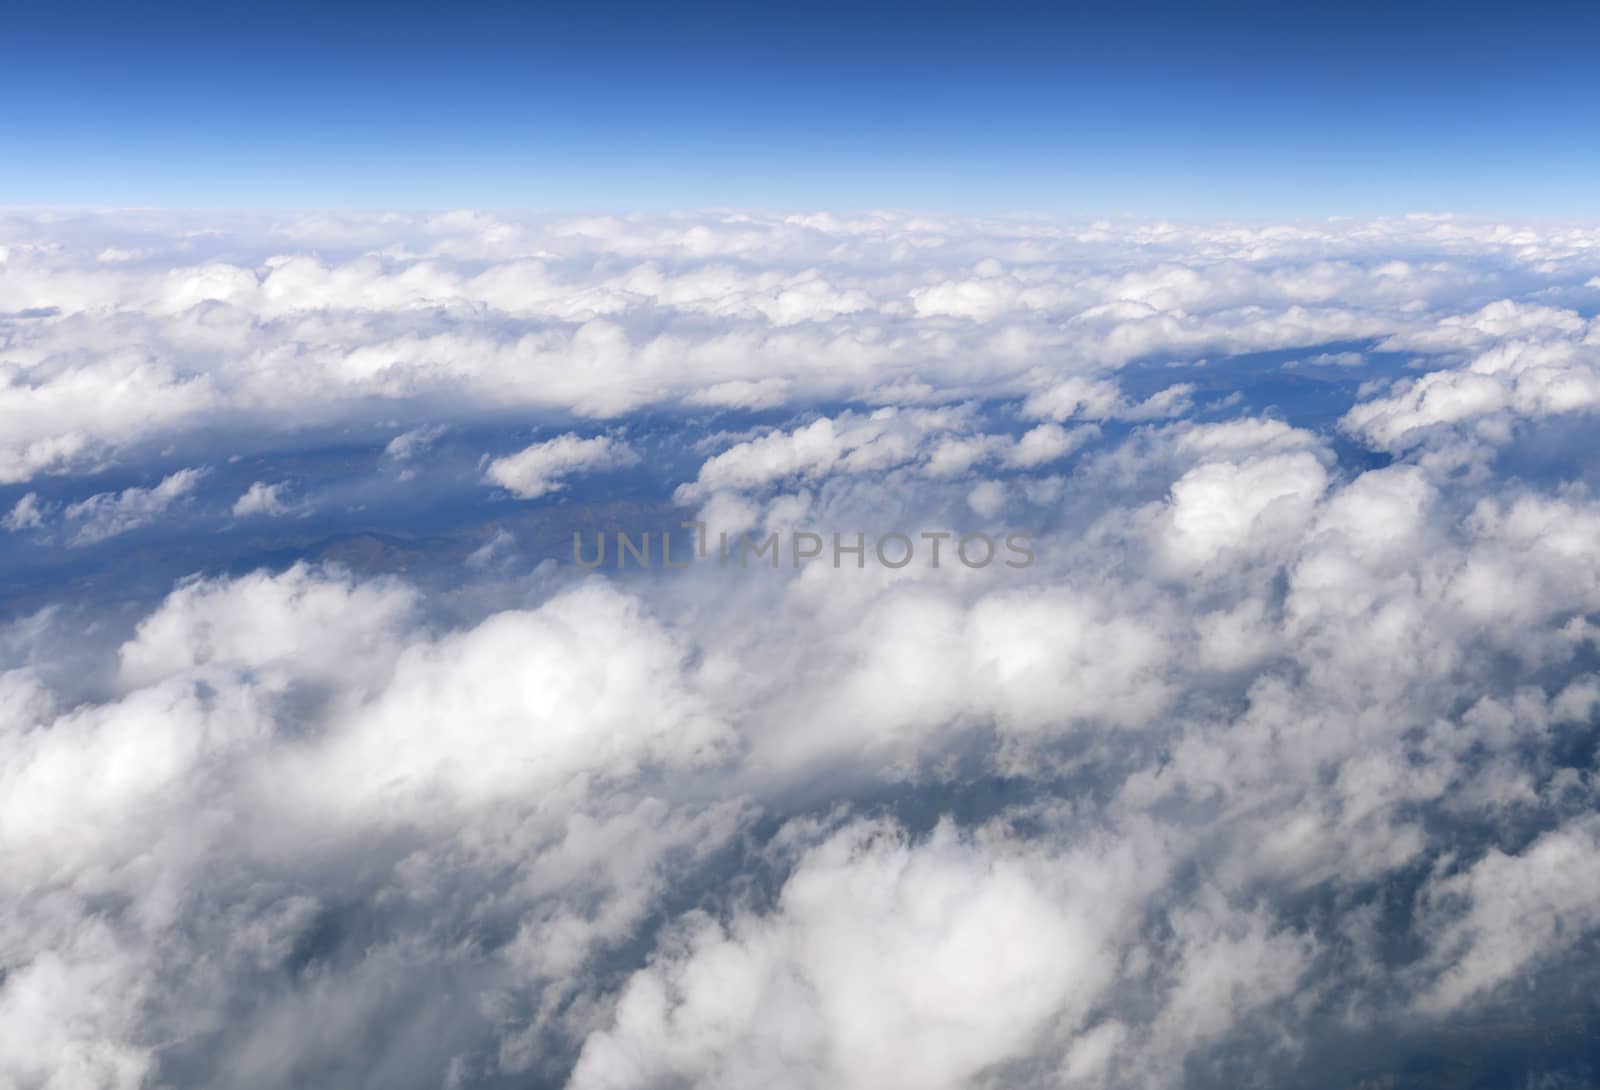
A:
[7, 0, 1600, 216]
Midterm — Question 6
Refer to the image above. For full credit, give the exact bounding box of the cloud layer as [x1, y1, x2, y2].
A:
[4, 210, 1600, 1089]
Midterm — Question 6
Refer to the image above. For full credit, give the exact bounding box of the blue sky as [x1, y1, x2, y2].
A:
[6, 0, 1599, 215]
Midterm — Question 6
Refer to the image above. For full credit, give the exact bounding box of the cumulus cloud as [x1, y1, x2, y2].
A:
[6, 210, 1600, 1090]
[1005, 422, 1096, 467]
[684, 378, 793, 410]
[1022, 377, 1195, 423]
[675, 406, 1015, 500]
[1418, 815, 1600, 1014]
[569, 818, 1153, 1090]
[484, 434, 639, 499]
[2, 491, 46, 531]
[61, 466, 208, 545]
[383, 424, 446, 463]
[0, 566, 742, 1089]
[2, 209, 1597, 483]
[1157, 450, 1330, 576]
[231, 481, 295, 518]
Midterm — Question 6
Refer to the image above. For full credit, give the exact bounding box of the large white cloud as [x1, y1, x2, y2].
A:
[5, 210, 1600, 1090]
[567, 818, 1155, 1090]
[4, 209, 1600, 484]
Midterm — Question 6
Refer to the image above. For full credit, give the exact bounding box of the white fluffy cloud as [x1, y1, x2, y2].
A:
[1157, 451, 1329, 576]
[231, 481, 295, 518]
[2, 491, 46, 531]
[5, 210, 1600, 1090]
[1006, 422, 1096, 467]
[61, 466, 208, 545]
[1418, 815, 1600, 1014]
[0, 566, 743, 1089]
[1022, 377, 1194, 423]
[485, 434, 638, 499]
[3, 209, 1599, 483]
[569, 819, 1154, 1090]
[675, 405, 1103, 502]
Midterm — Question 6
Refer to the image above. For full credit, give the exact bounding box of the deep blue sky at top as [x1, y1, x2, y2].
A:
[4, 0, 1598, 217]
